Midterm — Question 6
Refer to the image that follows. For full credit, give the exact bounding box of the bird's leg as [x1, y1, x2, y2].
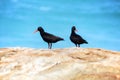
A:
[48, 43, 50, 49]
[50, 43, 52, 49]
[78, 44, 80, 47]
[75, 44, 77, 47]
[48, 43, 52, 49]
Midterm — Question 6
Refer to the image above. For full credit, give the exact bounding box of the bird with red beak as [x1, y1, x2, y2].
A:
[34, 27, 64, 49]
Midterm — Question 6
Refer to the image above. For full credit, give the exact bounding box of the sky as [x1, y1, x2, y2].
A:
[0, 0, 120, 51]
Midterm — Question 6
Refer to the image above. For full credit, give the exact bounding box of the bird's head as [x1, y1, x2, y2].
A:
[34, 26, 44, 33]
[38, 27, 44, 32]
[72, 26, 77, 32]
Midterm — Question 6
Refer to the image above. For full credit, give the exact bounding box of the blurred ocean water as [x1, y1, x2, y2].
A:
[0, 0, 120, 51]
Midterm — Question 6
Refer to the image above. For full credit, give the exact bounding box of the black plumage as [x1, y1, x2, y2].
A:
[34, 27, 64, 49]
[70, 26, 88, 47]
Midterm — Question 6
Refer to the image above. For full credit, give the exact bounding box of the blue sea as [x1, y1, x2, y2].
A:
[0, 0, 120, 51]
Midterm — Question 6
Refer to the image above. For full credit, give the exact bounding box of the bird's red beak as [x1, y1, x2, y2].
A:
[75, 29, 78, 32]
[33, 30, 38, 33]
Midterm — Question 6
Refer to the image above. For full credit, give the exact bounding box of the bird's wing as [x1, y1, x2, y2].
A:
[45, 33, 64, 41]
[43, 32, 56, 38]
[75, 34, 84, 40]
[76, 34, 88, 43]
[43, 32, 63, 41]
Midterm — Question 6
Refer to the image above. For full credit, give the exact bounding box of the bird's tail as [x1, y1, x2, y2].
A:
[56, 37, 64, 41]
[60, 38, 64, 41]
[84, 40, 88, 44]
[58, 37, 64, 41]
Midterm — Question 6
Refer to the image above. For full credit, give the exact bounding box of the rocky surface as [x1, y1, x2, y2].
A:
[0, 47, 120, 80]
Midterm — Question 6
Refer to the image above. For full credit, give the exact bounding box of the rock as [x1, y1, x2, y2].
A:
[0, 47, 120, 80]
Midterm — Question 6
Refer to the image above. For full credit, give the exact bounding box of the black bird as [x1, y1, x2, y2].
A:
[70, 26, 88, 47]
[34, 27, 64, 49]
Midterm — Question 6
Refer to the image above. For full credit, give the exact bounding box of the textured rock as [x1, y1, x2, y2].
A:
[0, 47, 120, 80]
